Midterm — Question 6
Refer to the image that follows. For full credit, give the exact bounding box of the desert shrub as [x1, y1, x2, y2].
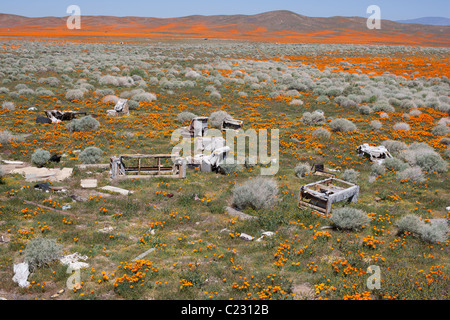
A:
[0, 165, 3, 180]
[209, 111, 232, 129]
[393, 122, 411, 131]
[379, 112, 389, 119]
[369, 120, 382, 131]
[79, 147, 103, 164]
[65, 89, 84, 101]
[396, 214, 424, 236]
[290, 99, 304, 106]
[440, 137, 450, 145]
[128, 100, 140, 110]
[371, 163, 385, 176]
[209, 91, 222, 99]
[31, 149, 51, 167]
[383, 157, 409, 171]
[396, 215, 449, 243]
[131, 92, 157, 102]
[358, 105, 372, 115]
[372, 101, 395, 113]
[409, 108, 422, 116]
[95, 88, 115, 97]
[382, 140, 407, 154]
[330, 118, 357, 132]
[294, 162, 310, 178]
[129, 68, 147, 78]
[311, 127, 331, 139]
[301, 111, 325, 125]
[420, 221, 449, 243]
[0, 130, 14, 144]
[24, 237, 62, 269]
[342, 169, 359, 183]
[238, 91, 248, 98]
[232, 177, 278, 210]
[396, 166, 425, 183]
[2, 101, 15, 111]
[219, 162, 242, 175]
[432, 124, 450, 136]
[316, 95, 330, 103]
[330, 207, 371, 231]
[415, 152, 448, 173]
[177, 111, 197, 123]
[66, 116, 100, 132]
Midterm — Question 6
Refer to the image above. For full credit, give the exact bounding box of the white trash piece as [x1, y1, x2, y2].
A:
[239, 233, 254, 241]
[60, 253, 89, 270]
[12, 262, 30, 288]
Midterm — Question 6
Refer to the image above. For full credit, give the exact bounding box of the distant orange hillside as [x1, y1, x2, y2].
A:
[0, 10, 449, 46]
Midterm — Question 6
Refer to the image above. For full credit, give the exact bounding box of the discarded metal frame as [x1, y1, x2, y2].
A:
[106, 98, 130, 117]
[221, 118, 243, 132]
[311, 163, 336, 178]
[357, 143, 392, 164]
[44, 110, 87, 123]
[110, 154, 186, 180]
[298, 177, 359, 216]
[182, 117, 209, 138]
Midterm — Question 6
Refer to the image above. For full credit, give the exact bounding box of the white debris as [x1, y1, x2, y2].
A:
[100, 186, 133, 195]
[256, 231, 275, 242]
[60, 253, 89, 270]
[10, 167, 73, 182]
[80, 179, 98, 189]
[12, 262, 30, 288]
[97, 226, 115, 233]
[2, 160, 24, 165]
[239, 233, 254, 241]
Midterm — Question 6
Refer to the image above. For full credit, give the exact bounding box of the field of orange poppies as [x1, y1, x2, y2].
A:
[0, 38, 448, 300]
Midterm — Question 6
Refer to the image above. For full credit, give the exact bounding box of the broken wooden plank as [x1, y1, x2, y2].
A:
[20, 199, 77, 217]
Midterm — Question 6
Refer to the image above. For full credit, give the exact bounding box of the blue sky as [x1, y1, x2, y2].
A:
[1, 0, 449, 20]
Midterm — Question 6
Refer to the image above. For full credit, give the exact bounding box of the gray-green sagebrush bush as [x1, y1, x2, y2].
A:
[329, 118, 357, 132]
[79, 147, 103, 164]
[209, 110, 232, 129]
[66, 116, 100, 132]
[24, 237, 63, 269]
[342, 169, 359, 184]
[232, 177, 278, 210]
[396, 214, 449, 243]
[177, 111, 197, 123]
[294, 162, 310, 178]
[383, 157, 409, 171]
[330, 207, 371, 231]
[31, 149, 51, 167]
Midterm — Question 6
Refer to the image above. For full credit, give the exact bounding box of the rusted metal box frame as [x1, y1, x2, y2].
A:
[110, 154, 186, 180]
[298, 177, 359, 216]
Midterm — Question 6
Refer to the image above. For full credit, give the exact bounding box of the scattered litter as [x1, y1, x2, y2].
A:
[182, 116, 209, 138]
[11, 166, 73, 182]
[239, 233, 254, 241]
[62, 205, 71, 210]
[27, 107, 37, 111]
[2, 160, 24, 165]
[60, 253, 89, 270]
[106, 98, 130, 117]
[298, 177, 360, 216]
[43, 110, 87, 124]
[357, 143, 393, 164]
[311, 163, 336, 177]
[34, 182, 51, 192]
[49, 154, 61, 163]
[256, 231, 275, 242]
[110, 154, 186, 180]
[98, 226, 115, 233]
[80, 179, 98, 189]
[132, 248, 155, 261]
[12, 262, 30, 288]
[100, 186, 133, 196]
[221, 118, 243, 132]
[51, 289, 65, 299]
